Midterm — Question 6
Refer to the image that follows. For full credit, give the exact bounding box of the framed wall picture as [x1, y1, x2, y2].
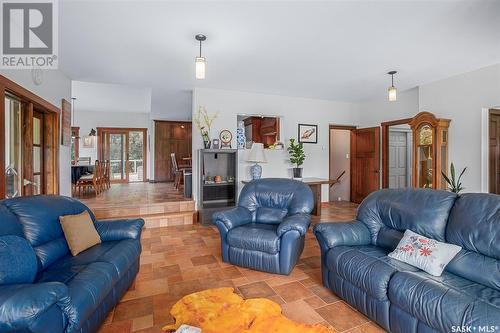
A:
[61, 99, 72, 146]
[298, 124, 318, 143]
[82, 135, 94, 148]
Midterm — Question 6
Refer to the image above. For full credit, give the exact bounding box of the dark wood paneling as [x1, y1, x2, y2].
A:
[489, 110, 500, 194]
[23, 103, 34, 196]
[154, 121, 192, 182]
[350, 127, 380, 204]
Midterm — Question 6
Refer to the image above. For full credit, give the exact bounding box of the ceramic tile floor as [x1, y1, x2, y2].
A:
[97, 202, 386, 333]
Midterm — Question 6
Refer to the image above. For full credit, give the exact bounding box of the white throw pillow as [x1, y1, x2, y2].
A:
[388, 229, 462, 276]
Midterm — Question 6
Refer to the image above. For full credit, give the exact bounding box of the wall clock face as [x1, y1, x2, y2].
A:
[220, 130, 232, 143]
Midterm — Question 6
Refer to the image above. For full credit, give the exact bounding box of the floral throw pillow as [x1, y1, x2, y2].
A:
[388, 230, 462, 276]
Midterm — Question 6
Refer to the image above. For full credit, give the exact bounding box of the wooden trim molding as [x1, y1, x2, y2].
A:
[0, 86, 5, 197]
[0, 75, 61, 198]
[381, 117, 413, 188]
[328, 124, 357, 202]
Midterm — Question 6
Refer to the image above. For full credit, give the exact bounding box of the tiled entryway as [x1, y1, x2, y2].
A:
[97, 202, 385, 333]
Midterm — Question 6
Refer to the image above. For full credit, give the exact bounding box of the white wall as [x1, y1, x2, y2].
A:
[357, 63, 500, 193]
[329, 129, 351, 201]
[192, 88, 359, 207]
[74, 110, 152, 180]
[0, 69, 72, 196]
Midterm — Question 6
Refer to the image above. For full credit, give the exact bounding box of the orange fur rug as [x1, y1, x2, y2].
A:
[162, 287, 335, 333]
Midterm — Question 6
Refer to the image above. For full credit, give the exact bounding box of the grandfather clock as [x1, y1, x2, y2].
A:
[409, 112, 450, 190]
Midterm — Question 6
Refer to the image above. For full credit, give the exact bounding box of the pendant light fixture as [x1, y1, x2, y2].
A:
[195, 34, 207, 80]
[387, 71, 397, 102]
[89, 128, 96, 137]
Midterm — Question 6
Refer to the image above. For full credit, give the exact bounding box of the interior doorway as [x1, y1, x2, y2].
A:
[387, 125, 412, 189]
[97, 128, 147, 183]
[329, 125, 381, 204]
[329, 125, 353, 202]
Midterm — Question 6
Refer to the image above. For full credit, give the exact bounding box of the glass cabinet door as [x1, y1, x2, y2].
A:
[416, 124, 433, 188]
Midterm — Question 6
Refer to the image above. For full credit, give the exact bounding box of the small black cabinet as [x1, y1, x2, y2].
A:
[198, 149, 238, 225]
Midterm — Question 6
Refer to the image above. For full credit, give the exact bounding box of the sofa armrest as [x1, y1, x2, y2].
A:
[213, 207, 252, 231]
[0, 282, 70, 332]
[277, 213, 311, 237]
[95, 218, 145, 241]
[313, 221, 371, 252]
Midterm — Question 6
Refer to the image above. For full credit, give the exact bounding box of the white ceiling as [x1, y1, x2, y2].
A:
[71, 81, 152, 113]
[59, 1, 500, 119]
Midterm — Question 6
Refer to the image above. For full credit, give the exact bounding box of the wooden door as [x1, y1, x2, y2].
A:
[154, 121, 192, 182]
[489, 111, 500, 194]
[351, 127, 380, 203]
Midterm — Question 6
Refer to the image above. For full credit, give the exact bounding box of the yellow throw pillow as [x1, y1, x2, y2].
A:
[59, 211, 101, 256]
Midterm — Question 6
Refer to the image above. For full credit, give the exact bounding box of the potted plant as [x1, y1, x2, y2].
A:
[287, 138, 305, 178]
[441, 163, 467, 194]
[194, 106, 219, 149]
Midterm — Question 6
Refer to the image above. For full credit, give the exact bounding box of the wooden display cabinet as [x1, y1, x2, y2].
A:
[409, 112, 450, 190]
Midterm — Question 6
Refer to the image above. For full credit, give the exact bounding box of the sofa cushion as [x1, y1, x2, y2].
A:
[388, 230, 461, 276]
[445, 193, 500, 291]
[326, 245, 418, 300]
[228, 224, 280, 254]
[357, 189, 457, 250]
[2, 196, 95, 270]
[238, 178, 314, 218]
[37, 261, 118, 331]
[389, 271, 500, 332]
[0, 236, 38, 285]
[0, 204, 23, 237]
[256, 207, 288, 225]
[60, 211, 102, 256]
[36, 240, 141, 281]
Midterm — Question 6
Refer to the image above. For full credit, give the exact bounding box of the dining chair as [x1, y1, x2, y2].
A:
[76, 160, 101, 195]
[171, 153, 191, 190]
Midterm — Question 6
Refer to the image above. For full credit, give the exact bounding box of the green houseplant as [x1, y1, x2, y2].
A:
[441, 163, 467, 194]
[287, 138, 305, 178]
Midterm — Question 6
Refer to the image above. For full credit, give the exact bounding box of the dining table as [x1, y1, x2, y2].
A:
[71, 164, 94, 184]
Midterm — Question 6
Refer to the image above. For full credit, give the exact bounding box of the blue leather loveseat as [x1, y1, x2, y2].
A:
[0, 195, 144, 333]
[314, 189, 500, 333]
[214, 178, 313, 275]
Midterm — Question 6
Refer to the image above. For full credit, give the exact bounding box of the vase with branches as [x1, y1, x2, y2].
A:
[441, 163, 466, 194]
[194, 106, 219, 149]
[287, 138, 305, 178]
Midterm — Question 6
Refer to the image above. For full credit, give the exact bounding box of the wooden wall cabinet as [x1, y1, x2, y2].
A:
[409, 112, 450, 190]
[154, 120, 192, 182]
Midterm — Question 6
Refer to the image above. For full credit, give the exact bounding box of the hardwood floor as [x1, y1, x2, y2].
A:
[97, 200, 385, 333]
[74, 182, 188, 205]
[75, 182, 196, 226]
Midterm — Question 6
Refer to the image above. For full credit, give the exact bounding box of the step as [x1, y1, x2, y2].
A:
[88, 200, 195, 220]
[98, 211, 196, 228]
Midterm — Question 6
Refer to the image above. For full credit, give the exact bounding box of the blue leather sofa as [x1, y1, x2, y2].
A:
[0, 195, 144, 333]
[214, 178, 314, 275]
[314, 189, 500, 333]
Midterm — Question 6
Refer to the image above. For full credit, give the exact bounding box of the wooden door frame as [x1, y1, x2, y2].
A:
[488, 109, 500, 193]
[381, 117, 413, 188]
[328, 124, 356, 202]
[97, 127, 148, 183]
[0, 75, 60, 198]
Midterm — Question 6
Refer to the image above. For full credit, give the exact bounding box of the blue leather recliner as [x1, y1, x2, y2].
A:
[214, 178, 314, 275]
[0, 195, 144, 333]
[314, 189, 500, 333]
